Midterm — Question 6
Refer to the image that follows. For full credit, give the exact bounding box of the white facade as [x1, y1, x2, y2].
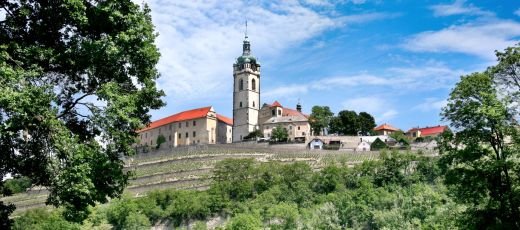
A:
[232, 36, 261, 142]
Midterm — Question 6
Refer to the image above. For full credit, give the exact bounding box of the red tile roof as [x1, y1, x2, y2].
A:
[374, 123, 399, 131]
[138, 106, 212, 132]
[282, 107, 307, 118]
[407, 125, 447, 136]
[272, 100, 282, 107]
[217, 114, 233, 126]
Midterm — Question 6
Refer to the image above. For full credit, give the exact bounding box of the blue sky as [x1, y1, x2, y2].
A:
[140, 0, 520, 131]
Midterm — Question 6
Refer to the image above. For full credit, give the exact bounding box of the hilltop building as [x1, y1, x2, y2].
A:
[406, 125, 447, 139]
[231, 34, 310, 142]
[373, 123, 400, 136]
[259, 101, 311, 142]
[232, 33, 261, 142]
[137, 106, 233, 148]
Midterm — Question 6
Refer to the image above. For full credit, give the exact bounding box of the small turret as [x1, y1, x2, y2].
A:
[296, 102, 302, 112]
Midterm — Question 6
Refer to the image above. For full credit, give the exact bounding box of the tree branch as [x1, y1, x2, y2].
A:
[56, 93, 92, 119]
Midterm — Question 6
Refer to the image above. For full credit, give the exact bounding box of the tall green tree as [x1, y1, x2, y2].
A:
[0, 0, 164, 222]
[440, 71, 520, 228]
[271, 125, 288, 142]
[491, 43, 520, 105]
[358, 112, 376, 135]
[328, 110, 376, 135]
[309, 106, 333, 135]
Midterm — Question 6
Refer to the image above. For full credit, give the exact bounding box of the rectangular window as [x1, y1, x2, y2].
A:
[169, 124, 172, 130]
[178, 133, 181, 139]
[298, 126, 300, 130]
[193, 131, 196, 137]
[179, 123, 181, 128]
[169, 135, 171, 141]
[145, 133, 147, 138]
[193, 120, 196, 126]
[185, 132, 188, 138]
[186, 121, 189, 127]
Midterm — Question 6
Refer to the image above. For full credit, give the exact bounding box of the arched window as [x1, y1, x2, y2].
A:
[240, 101, 242, 107]
[239, 79, 244, 90]
[252, 101, 255, 107]
[252, 78, 256, 91]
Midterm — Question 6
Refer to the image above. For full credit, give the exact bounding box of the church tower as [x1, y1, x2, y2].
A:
[232, 31, 261, 142]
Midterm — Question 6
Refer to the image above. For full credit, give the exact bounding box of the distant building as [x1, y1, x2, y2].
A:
[406, 125, 447, 138]
[309, 139, 324, 150]
[373, 123, 400, 136]
[137, 106, 233, 148]
[356, 141, 371, 151]
[259, 101, 311, 142]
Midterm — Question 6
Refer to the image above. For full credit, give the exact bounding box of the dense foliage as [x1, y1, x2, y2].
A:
[14, 152, 464, 229]
[329, 110, 376, 136]
[0, 0, 164, 223]
[440, 61, 520, 227]
[271, 125, 288, 142]
[309, 106, 333, 135]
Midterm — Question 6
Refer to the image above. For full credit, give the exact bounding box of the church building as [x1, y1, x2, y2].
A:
[232, 33, 310, 142]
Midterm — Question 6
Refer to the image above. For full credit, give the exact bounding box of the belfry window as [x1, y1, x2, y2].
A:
[239, 79, 244, 90]
[240, 102, 242, 107]
[253, 101, 255, 107]
[252, 78, 256, 91]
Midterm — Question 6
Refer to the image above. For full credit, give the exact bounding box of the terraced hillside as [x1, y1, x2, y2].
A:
[2, 144, 400, 214]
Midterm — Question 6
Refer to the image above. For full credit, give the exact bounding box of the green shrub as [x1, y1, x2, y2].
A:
[4, 176, 31, 194]
[370, 138, 387, 151]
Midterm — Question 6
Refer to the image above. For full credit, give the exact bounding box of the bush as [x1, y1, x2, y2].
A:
[226, 213, 262, 230]
[156, 134, 166, 149]
[370, 138, 387, 151]
[4, 176, 32, 194]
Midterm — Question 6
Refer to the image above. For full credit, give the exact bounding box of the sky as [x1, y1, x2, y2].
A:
[137, 0, 520, 131]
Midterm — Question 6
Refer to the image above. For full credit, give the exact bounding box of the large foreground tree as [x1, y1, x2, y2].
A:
[0, 0, 164, 224]
[440, 70, 520, 228]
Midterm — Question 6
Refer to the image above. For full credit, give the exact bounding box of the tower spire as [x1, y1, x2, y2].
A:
[242, 20, 251, 56]
[245, 20, 248, 39]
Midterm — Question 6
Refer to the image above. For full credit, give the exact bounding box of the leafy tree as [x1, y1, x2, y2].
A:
[306, 202, 341, 230]
[330, 110, 358, 135]
[271, 125, 288, 142]
[3, 176, 31, 194]
[244, 130, 264, 140]
[226, 213, 262, 230]
[370, 138, 387, 151]
[266, 202, 299, 230]
[328, 110, 376, 135]
[212, 159, 256, 201]
[389, 130, 409, 145]
[309, 106, 333, 135]
[0, 0, 164, 222]
[156, 134, 166, 149]
[13, 208, 81, 230]
[491, 43, 520, 105]
[440, 71, 520, 228]
[357, 112, 376, 135]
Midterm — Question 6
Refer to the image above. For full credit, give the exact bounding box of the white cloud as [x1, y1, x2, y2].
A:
[515, 8, 520, 17]
[404, 19, 520, 60]
[138, 0, 390, 102]
[413, 98, 447, 112]
[430, 0, 493, 17]
[263, 62, 466, 100]
[342, 96, 398, 122]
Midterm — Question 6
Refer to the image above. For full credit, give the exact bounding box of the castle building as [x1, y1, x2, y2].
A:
[137, 106, 233, 149]
[232, 34, 261, 142]
[231, 33, 311, 142]
[258, 101, 311, 142]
